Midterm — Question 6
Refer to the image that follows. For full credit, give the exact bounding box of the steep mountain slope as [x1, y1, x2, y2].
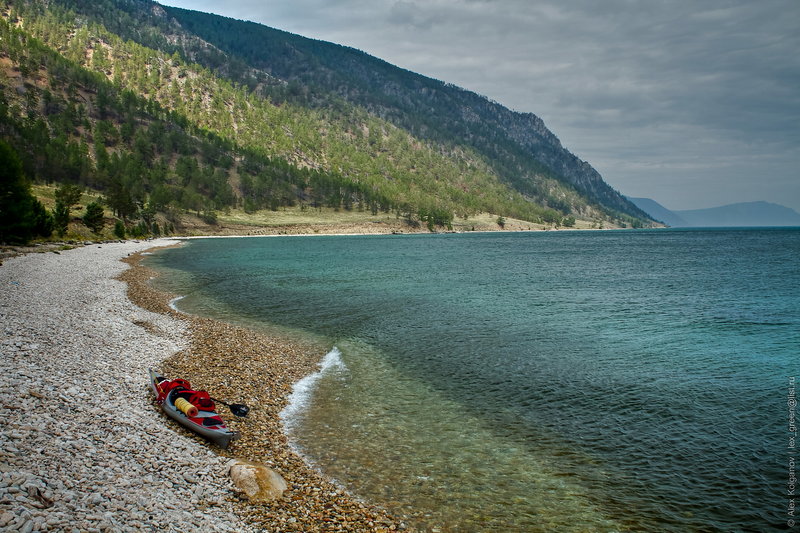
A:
[0, 5, 396, 223]
[160, 5, 646, 219]
[49, 0, 652, 222]
[1, 0, 656, 232]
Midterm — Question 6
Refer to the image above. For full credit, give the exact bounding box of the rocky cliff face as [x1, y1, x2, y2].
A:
[463, 100, 648, 217]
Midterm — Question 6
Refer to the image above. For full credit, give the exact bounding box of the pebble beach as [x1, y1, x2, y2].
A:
[0, 240, 405, 532]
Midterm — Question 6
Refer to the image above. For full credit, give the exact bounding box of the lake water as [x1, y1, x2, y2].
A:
[146, 228, 799, 531]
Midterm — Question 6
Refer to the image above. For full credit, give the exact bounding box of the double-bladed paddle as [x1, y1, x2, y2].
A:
[211, 397, 250, 417]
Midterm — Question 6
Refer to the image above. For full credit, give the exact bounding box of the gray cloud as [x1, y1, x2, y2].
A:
[388, 1, 444, 30]
[162, 0, 800, 211]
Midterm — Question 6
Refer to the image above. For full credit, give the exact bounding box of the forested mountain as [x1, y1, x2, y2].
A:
[161, 5, 644, 217]
[0, 0, 655, 243]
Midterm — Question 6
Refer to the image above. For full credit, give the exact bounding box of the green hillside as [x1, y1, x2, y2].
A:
[0, 0, 655, 243]
[160, 5, 648, 219]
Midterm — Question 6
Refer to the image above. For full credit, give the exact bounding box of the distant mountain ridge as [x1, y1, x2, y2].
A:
[628, 198, 800, 227]
[625, 198, 688, 227]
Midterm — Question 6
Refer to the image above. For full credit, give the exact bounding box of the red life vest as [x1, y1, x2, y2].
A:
[186, 390, 215, 411]
[156, 377, 216, 411]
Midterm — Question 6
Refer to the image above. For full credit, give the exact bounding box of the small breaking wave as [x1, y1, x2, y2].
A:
[280, 346, 347, 432]
[168, 295, 185, 312]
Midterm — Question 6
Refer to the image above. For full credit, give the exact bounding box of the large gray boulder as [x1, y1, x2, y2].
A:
[227, 459, 288, 502]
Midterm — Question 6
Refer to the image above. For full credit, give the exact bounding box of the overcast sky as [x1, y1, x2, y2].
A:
[159, 0, 800, 212]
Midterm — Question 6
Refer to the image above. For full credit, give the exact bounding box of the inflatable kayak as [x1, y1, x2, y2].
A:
[148, 368, 239, 449]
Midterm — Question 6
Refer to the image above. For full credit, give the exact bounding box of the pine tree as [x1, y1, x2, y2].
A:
[53, 201, 70, 237]
[114, 219, 126, 239]
[82, 201, 105, 234]
[0, 141, 52, 244]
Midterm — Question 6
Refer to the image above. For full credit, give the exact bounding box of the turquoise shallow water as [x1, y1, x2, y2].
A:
[147, 228, 799, 531]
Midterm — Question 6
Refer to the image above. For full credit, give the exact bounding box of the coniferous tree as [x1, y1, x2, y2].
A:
[53, 201, 70, 237]
[55, 183, 83, 209]
[82, 201, 105, 234]
[31, 199, 54, 238]
[0, 141, 52, 244]
[113, 219, 126, 239]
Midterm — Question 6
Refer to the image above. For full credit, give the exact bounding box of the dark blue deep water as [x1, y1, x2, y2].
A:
[147, 228, 800, 531]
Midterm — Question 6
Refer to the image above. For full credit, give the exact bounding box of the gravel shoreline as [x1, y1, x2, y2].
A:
[0, 239, 249, 532]
[122, 246, 406, 532]
[1, 239, 405, 532]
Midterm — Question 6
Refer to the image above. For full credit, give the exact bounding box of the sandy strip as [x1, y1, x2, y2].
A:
[119, 247, 406, 532]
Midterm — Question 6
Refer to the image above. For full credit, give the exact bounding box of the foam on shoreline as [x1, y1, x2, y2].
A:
[168, 294, 185, 312]
[121, 246, 406, 531]
[280, 346, 347, 433]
